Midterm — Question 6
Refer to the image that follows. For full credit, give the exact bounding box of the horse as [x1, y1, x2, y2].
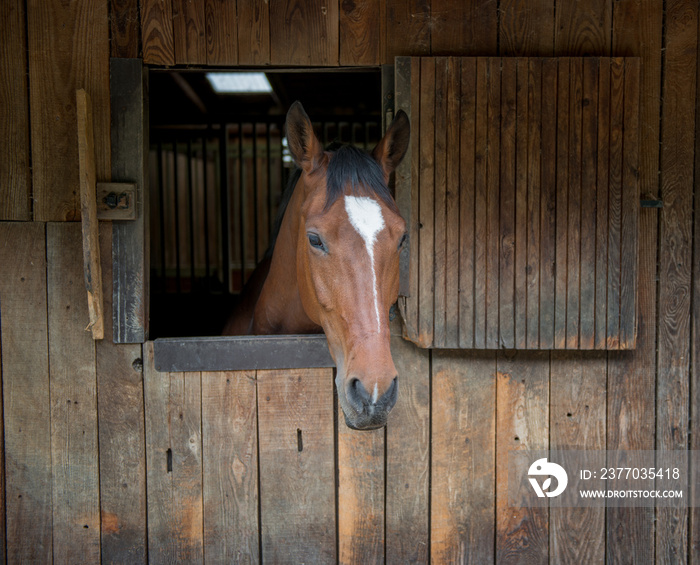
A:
[223, 101, 410, 430]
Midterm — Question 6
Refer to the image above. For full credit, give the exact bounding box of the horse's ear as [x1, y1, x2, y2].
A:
[285, 101, 324, 174]
[372, 110, 410, 181]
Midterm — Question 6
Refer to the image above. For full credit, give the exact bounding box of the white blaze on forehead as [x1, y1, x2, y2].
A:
[344, 195, 385, 333]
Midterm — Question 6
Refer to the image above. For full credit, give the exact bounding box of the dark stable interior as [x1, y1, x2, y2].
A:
[149, 69, 382, 338]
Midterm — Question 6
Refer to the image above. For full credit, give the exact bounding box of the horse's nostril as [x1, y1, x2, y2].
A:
[381, 377, 399, 411]
[347, 378, 371, 412]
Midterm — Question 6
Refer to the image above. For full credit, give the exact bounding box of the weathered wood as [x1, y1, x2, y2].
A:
[444, 57, 461, 348]
[257, 368, 336, 562]
[565, 58, 582, 349]
[578, 58, 599, 349]
[555, 0, 611, 55]
[172, 0, 206, 64]
[656, 0, 697, 561]
[384, 0, 429, 62]
[0, 327, 4, 564]
[338, 416, 384, 563]
[499, 58, 517, 350]
[458, 57, 477, 349]
[270, 0, 339, 65]
[485, 57, 501, 349]
[607, 1, 662, 561]
[0, 0, 30, 220]
[154, 334, 335, 372]
[385, 326, 430, 564]
[237, 0, 270, 65]
[430, 0, 498, 55]
[514, 58, 529, 349]
[495, 351, 549, 564]
[201, 371, 259, 563]
[27, 0, 110, 221]
[340, 0, 381, 65]
[204, 0, 237, 65]
[553, 58, 570, 349]
[47, 223, 101, 563]
[549, 352, 606, 563]
[499, 0, 554, 56]
[538, 58, 557, 349]
[417, 57, 435, 347]
[619, 59, 640, 348]
[144, 344, 204, 564]
[526, 58, 542, 349]
[431, 351, 496, 564]
[433, 57, 448, 346]
[141, 0, 175, 65]
[110, 0, 140, 58]
[111, 58, 149, 343]
[0, 223, 52, 563]
[95, 222, 147, 564]
[77, 89, 105, 340]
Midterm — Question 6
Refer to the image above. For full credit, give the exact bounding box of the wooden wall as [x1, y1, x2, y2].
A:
[0, 0, 699, 563]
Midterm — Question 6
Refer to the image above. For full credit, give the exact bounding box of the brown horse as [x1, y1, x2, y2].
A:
[224, 102, 410, 430]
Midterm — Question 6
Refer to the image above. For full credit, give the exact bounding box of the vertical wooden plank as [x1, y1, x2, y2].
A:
[418, 57, 435, 348]
[499, 0, 555, 56]
[111, 58, 149, 343]
[538, 58, 558, 349]
[0, 328, 4, 565]
[202, 371, 259, 563]
[433, 58, 448, 347]
[430, 0, 498, 55]
[95, 222, 147, 565]
[47, 223, 100, 563]
[526, 59, 543, 349]
[458, 57, 477, 349]
[495, 351, 549, 564]
[444, 57, 461, 349]
[566, 58, 583, 349]
[578, 58, 599, 349]
[141, 0, 175, 65]
[594, 59, 611, 350]
[473, 57, 489, 349]
[395, 57, 420, 343]
[172, 0, 206, 64]
[431, 351, 496, 564]
[338, 419, 385, 563]
[692, 40, 700, 557]
[606, 58, 624, 348]
[258, 368, 336, 563]
[514, 58, 529, 349]
[553, 58, 570, 348]
[549, 352, 606, 563]
[110, 0, 140, 58]
[499, 58, 517, 350]
[0, 0, 30, 220]
[555, 0, 611, 55]
[385, 325, 430, 563]
[237, 0, 270, 65]
[608, 1, 662, 562]
[485, 57, 501, 349]
[619, 59, 640, 348]
[27, 0, 110, 222]
[205, 0, 238, 65]
[384, 0, 430, 62]
[144, 345, 204, 564]
[0, 223, 52, 563]
[340, 0, 381, 65]
[656, 0, 697, 561]
[270, 0, 339, 65]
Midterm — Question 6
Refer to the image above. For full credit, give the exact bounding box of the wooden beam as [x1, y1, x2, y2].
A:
[77, 89, 105, 340]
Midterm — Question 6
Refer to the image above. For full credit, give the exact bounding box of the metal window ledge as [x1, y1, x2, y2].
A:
[152, 334, 335, 373]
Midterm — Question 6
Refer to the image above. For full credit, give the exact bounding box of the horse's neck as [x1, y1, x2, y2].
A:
[251, 180, 318, 334]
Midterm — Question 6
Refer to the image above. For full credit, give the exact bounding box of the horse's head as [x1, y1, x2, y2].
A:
[286, 102, 410, 430]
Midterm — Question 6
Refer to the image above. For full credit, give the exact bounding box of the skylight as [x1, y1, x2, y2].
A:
[206, 72, 273, 94]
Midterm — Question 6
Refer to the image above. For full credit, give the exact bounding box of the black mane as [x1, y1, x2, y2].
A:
[265, 142, 396, 258]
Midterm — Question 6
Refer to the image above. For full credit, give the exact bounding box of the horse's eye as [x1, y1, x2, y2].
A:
[307, 232, 326, 252]
[398, 233, 408, 250]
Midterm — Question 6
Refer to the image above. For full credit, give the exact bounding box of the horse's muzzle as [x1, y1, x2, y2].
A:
[343, 377, 398, 430]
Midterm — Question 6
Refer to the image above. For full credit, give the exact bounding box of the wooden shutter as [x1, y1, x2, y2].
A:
[395, 57, 640, 350]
